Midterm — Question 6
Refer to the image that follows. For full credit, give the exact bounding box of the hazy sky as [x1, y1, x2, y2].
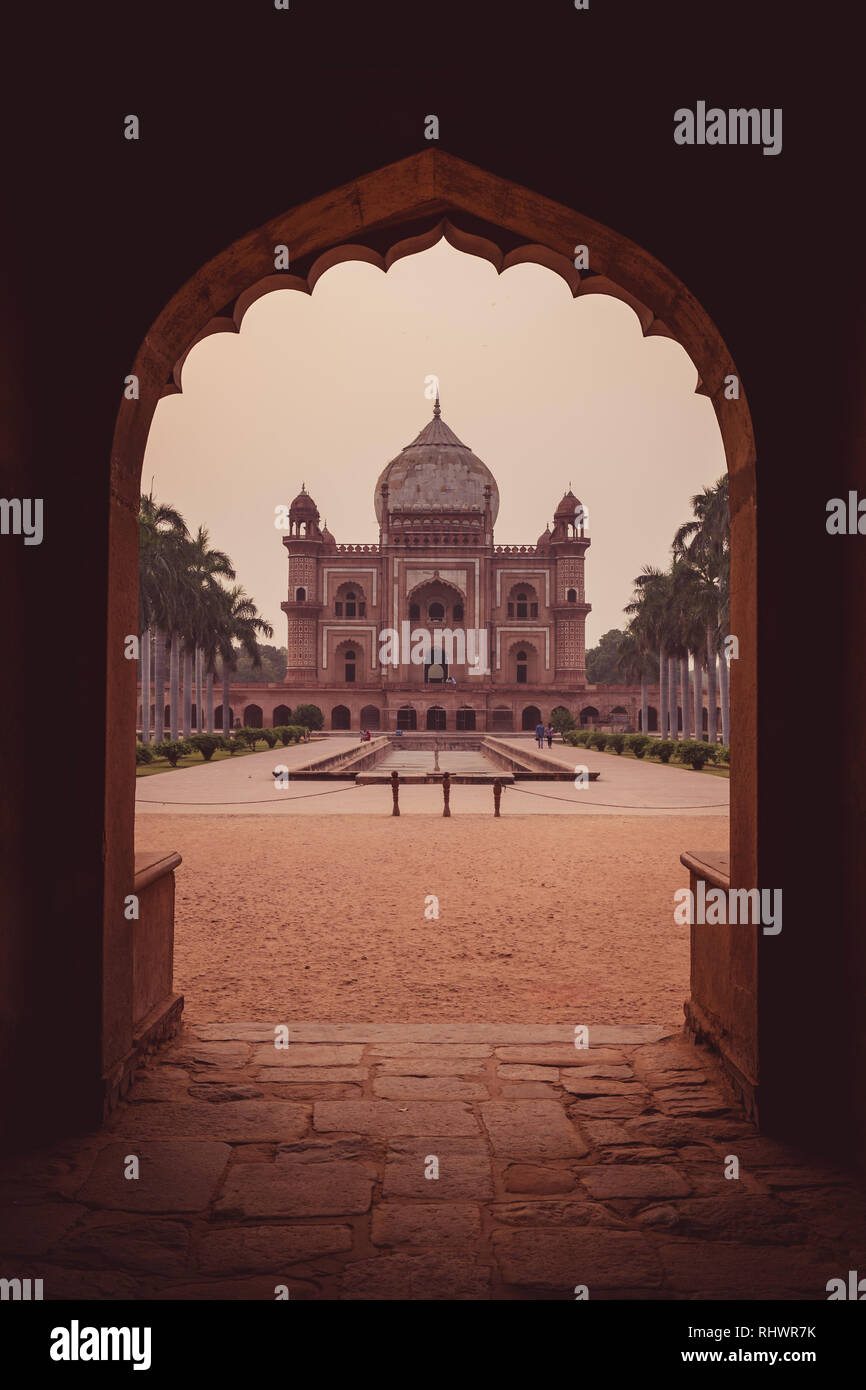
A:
[144, 239, 725, 648]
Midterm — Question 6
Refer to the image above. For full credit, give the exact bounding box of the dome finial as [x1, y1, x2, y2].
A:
[433, 387, 441, 418]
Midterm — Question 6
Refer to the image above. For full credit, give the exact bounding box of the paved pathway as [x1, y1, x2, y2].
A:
[136, 739, 729, 817]
[3, 1023, 862, 1300]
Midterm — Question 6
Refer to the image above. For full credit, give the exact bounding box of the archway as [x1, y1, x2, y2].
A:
[103, 148, 757, 1135]
[396, 705, 417, 731]
[243, 704, 263, 728]
[331, 704, 351, 730]
[273, 704, 292, 726]
[214, 704, 234, 731]
[426, 706, 447, 731]
[580, 705, 600, 727]
[360, 704, 381, 731]
[521, 705, 542, 731]
[456, 706, 476, 731]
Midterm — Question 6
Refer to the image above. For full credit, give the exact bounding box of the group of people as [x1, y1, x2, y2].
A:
[535, 721, 555, 749]
[359, 728, 373, 742]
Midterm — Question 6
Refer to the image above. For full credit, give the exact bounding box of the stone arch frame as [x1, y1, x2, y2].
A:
[521, 705, 543, 731]
[105, 148, 757, 1120]
[243, 704, 263, 728]
[506, 581, 540, 619]
[333, 579, 367, 618]
[331, 704, 351, 730]
[506, 637, 539, 685]
[359, 704, 381, 731]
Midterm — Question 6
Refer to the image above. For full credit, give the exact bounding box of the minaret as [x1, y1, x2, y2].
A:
[280, 485, 324, 683]
[550, 489, 591, 686]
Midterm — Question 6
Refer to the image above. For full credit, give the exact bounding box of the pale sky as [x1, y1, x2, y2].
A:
[144, 239, 725, 648]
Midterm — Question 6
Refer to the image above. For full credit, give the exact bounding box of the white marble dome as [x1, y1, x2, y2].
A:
[374, 400, 500, 525]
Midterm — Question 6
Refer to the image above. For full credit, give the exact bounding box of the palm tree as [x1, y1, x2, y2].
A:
[673, 476, 729, 744]
[138, 493, 188, 743]
[625, 566, 671, 737]
[182, 526, 236, 734]
[616, 628, 655, 734]
[215, 586, 274, 733]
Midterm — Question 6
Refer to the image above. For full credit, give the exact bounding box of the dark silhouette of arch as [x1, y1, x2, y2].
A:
[331, 705, 351, 730]
[360, 704, 381, 730]
[273, 704, 292, 725]
[214, 704, 234, 731]
[397, 705, 416, 731]
[426, 706, 447, 731]
[522, 705, 542, 730]
[580, 706, 600, 727]
[456, 707, 476, 731]
[244, 704, 263, 728]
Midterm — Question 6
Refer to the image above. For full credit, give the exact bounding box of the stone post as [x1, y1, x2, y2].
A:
[391, 769, 400, 816]
[442, 770, 451, 818]
[493, 778, 502, 817]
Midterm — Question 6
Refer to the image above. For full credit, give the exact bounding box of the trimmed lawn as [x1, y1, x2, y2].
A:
[565, 744, 730, 779]
[136, 741, 311, 776]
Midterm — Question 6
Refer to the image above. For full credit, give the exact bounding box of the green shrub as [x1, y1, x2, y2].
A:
[715, 744, 731, 766]
[154, 739, 192, 767]
[654, 739, 675, 764]
[187, 734, 227, 762]
[291, 703, 324, 731]
[258, 728, 278, 748]
[606, 732, 626, 755]
[235, 727, 264, 749]
[136, 741, 154, 764]
[550, 706, 576, 734]
[274, 726, 292, 746]
[288, 724, 308, 744]
[225, 736, 243, 755]
[626, 733, 650, 759]
[588, 730, 608, 751]
[676, 739, 711, 771]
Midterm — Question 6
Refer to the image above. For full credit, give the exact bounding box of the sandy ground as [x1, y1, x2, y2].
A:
[142, 812, 727, 1029]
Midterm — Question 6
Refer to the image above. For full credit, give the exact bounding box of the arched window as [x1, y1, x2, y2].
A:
[516, 592, 528, 619]
[344, 648, 357, 683]
[409, 602, 420, 621]
[296, 587, 307, 602]
[516, 650, 528, 684]
[453, 603, 464, 622]
[345, 591, 356, 618]
[429, 601, 445, 622]
[566, 588, 577, 603]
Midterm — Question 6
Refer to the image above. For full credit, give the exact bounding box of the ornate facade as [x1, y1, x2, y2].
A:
[275, 400, 608, 732]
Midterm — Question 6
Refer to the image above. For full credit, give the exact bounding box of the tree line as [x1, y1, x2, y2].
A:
[138, 493, 273, 743]
[622, 474, 730, 743]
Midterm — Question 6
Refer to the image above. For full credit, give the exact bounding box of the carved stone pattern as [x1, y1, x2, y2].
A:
[286, 617, 316, 668]
[558, 557, 584, 602]
[557, 618, 585, 668]
[291, 555, 318, 598]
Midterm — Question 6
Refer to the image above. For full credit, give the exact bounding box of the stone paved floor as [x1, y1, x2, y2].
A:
[3, 1023, 865, 1300]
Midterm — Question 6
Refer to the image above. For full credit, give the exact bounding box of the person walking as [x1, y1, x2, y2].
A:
[535, 720, 545, 750]
[545, 724, 554, 748]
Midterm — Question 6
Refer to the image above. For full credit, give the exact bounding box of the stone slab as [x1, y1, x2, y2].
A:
[195, 1224, 353, 1272]
[110, 1101, 310, 1142]
[76, 1141, 230, 1212]
[371, 1202, 481, 1249]
[314, 1100, 479, 1138]
[480, 1101, 588, 1158]
[493, 1228, 662, 1290]
[215, 1157, 374, 1218]
[372, 1076, 488, 1102]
